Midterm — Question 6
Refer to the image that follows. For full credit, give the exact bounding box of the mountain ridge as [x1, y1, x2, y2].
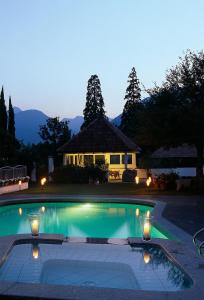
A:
[14, 107, 121, 144]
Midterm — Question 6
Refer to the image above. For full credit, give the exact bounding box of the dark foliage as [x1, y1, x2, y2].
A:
[8, 96, 15, 140]
[81, 75, 105, 129]
[51, 165, 108, 184]
[154, 172, 179, 190]
[0, 87, 7, 131]
[120, 67, 143, 138]
[144, 50, 204, 176]
[122, 169, 137, 182]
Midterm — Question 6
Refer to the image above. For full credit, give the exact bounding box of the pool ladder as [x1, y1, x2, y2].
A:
[193, 228, 204, 256]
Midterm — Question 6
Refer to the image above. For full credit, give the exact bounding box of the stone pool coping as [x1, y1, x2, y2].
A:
[0, 195, 203, 299]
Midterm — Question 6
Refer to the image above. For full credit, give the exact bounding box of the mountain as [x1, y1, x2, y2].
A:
[13, 106, 22, 114]
[14, 107, 84, 144]
[112, 114, 121, 126]
[14, 106, 120, 144]
[62, 116, 84, 134]
[15, 109, 48, 144]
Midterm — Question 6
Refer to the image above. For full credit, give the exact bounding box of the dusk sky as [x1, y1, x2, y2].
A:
[0, 0, 204, 118]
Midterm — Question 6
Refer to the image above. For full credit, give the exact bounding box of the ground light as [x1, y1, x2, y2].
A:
[146, 177, 152, 187]
[135, 176, 139, 184]
[40, 177, 47, 191]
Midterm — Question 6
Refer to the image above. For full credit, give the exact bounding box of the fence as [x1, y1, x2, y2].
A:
[0, 165, 27, 181]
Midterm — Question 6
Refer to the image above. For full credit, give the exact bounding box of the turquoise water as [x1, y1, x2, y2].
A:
[0, 202, 167, 239]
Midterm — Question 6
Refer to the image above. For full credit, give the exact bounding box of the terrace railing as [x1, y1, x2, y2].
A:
[0, 165, 27, 181]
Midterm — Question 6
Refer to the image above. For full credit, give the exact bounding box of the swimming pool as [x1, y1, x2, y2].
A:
[0, 202, 167, 239]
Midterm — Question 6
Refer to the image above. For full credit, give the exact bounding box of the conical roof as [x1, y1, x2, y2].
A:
[58, 117, 140, 153]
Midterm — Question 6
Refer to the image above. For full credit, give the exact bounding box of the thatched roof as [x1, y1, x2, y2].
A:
[151, 144, 201, 158]
[58, 117, 141, 153]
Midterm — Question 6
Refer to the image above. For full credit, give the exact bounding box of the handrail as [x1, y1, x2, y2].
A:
[193, 227, 204, 248]
[0, 165, 27, 181]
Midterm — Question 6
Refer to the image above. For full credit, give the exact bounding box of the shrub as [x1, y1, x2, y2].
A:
[154, 172, 179, 190]
[51, 165, 108, 184]
[122, 169, 137, 183]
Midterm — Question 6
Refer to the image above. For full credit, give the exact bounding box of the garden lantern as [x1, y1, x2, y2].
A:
[146, 177, 152, 186]
[135, 176, 139, 184]
[29, 214, 40, 236]
[143, 217, 152, 241]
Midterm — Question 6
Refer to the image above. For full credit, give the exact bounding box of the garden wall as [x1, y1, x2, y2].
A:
[0, 182, 28, 195]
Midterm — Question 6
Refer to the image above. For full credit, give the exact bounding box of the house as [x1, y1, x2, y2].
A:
[58, 117, 140, 180]
[150, 144, 204, 177]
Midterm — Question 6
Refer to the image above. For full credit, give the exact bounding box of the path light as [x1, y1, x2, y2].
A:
[136, 208, 140, 217]
[18, 208, 23, 216]
[143, 250, 151, 264]
[32, 244, 40, 259]
[146, 177, 151, 187]
[41, 177, 47, 186]
[135, 176, 139, 184]
[29, 214, 40, 236]
[143, 218, 151, 241]
[40, 177, 47, 191]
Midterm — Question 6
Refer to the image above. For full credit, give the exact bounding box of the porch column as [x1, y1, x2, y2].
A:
[124, 152, 128, 170]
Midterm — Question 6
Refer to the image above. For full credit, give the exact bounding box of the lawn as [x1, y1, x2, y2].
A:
[20, 183, 178, 195]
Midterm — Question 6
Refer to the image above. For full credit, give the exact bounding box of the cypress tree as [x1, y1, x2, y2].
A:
[8, 96, 15, 140]
[120, 67, 142, 137]
[81, 74, 105, 129]
[0, 86, 7, 131]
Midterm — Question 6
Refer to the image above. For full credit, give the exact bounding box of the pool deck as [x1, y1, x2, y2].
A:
[0, 193, 203, 299]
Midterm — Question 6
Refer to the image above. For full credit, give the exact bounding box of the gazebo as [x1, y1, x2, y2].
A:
[58, 117, 140, 180]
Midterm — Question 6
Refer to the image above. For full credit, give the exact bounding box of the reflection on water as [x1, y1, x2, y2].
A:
[131, 244, 192, 289]
[0, 202, 167, 239]
[0, 243, 192, 291]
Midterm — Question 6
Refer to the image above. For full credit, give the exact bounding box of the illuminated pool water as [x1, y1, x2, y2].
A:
[0, 202, 167, 239]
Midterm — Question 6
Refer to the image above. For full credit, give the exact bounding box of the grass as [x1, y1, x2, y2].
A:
[19, 182, 179, 195]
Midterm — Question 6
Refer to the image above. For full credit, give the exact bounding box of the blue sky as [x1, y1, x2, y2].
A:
[0, 0, 204, 118]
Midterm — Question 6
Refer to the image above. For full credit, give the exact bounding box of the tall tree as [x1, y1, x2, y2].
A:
[120, 67, 142, 138]
[0, 86, 7, 131]
[144, 50, 204, 177]
[8, 96, 15, 140]
[81, 74, 105, 129]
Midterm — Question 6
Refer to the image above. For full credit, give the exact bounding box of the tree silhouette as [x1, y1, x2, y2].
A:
[81, 74, 105, 129]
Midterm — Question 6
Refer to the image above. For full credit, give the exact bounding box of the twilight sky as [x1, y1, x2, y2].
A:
[0, 0, 204, 118]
